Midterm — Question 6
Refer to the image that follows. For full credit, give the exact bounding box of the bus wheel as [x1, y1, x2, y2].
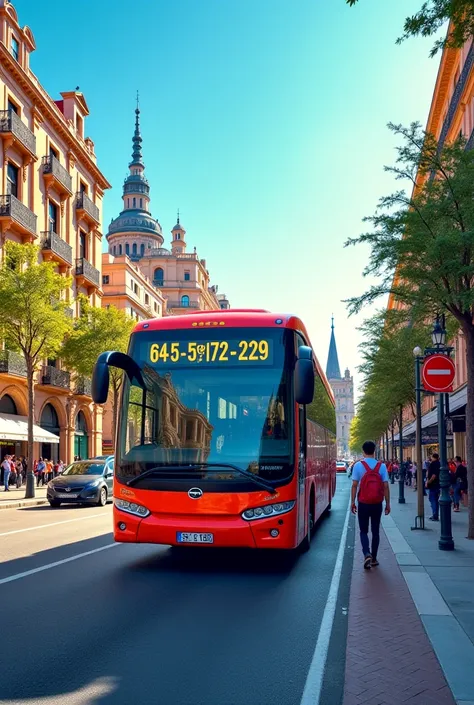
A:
[300, 505, 314, 553]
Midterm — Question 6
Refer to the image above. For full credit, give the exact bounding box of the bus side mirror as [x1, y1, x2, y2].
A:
[295, 346, 314, 405]
[92, 351, 145, 404]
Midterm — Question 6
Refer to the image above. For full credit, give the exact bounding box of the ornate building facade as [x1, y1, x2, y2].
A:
[0, 0, 110, 463]
[325, 319, 354, 457]
[103, 104, 229, 314]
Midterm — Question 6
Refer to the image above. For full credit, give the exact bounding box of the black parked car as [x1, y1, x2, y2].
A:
[47, 457, 114, 508]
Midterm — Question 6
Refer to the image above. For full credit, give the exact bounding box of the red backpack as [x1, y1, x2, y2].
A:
[358, 461, 385, 504]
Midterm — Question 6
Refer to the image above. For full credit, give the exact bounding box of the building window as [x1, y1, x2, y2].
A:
[181, 295, 190, 307]
[154, 303, 158, 312]
[140, 198, 143, 208]
[49, 201, 59, 234]
[49, 145, 59, 160]
[177, 233, 181, 240]
[119, 244, 123, 255]
[134, 283, 139, 296]
[184, 272, 190, 281]
[125, 244, 130, 256]
[79, 181, 88, 194]
[127, 199, 130, 208]
[11, 36, 19, 61]
[140, 243, 145, 257]
[145, 294, 149, 305]
[76, 113, 83, 138]
[102, 275, 110, 285]
[113, 246, 116, 255]
[133, 197, 136, 208]
[6, 162, 19, 198]
[132, 243, 137, 256]
[154, 267, 164, 284]
[7, 99, 18, 114]
[79, 230, 87, 259]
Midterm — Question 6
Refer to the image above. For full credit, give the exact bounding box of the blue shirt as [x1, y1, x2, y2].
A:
[352, 458, 389, 483]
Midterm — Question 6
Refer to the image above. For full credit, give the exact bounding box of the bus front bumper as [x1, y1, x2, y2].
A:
[113, 508, 298, 549]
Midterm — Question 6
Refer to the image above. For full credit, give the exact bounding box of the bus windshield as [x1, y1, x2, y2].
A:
[117, 327, 295, 488]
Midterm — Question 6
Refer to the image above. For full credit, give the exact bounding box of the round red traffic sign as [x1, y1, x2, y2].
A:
[422, 354, 456, 393]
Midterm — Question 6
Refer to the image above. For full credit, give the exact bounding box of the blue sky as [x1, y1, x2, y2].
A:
[22, 0, 441, 397]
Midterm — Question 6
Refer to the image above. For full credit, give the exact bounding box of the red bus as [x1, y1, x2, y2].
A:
[92, 310, 336, 551]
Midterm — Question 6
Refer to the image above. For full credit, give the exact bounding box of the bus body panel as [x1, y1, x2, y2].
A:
[113, 311, 336, 550]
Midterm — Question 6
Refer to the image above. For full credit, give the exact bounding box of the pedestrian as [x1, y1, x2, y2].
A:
[453, 456, 468, 512]
[405, 458, 413, 487]
[426, 452, 441, 521]
[36, 457, 46, 487]
[351, 440, 391, 570]
[2, 455, 11, 492]
[46, 459, 53, 483]
[21, 456, 27, 484]
[15, 457, 22, 488]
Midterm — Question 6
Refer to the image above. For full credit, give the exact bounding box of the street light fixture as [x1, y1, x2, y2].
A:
[428, 317, 454, 551]
[413, 346, 424, 530]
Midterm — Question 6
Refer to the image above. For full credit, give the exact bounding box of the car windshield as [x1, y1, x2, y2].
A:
[62, 462, 105, 476]
[117, 327, 295, 485]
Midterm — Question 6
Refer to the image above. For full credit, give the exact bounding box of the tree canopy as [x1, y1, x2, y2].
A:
[346, 0, 474, 56]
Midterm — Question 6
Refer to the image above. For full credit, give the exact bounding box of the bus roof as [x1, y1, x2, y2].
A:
[132, 310, 335, 405]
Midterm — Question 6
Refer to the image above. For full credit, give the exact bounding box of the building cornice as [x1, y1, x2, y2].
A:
[0, 43, 111, 190]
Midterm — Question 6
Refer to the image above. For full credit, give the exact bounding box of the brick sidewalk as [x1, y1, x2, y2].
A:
[343, 529, 455, 705]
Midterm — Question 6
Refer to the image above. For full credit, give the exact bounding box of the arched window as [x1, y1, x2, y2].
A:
[132, 243, 137, 256]
[125, 244, 130, 256]
[41, 403, 59, 433]
[119, 244, 122, 255]
[127, 198, 130, 208]
[181, 295, 190, 307]
[113, 245, 116, 255]
[140, 198, 143, 208]
[75, 411, 87, 433]
[154, 267, 164, 284]
[0, 394, 17, 414]
[133, 197, 136, 208]
[140, 243, 145, 256]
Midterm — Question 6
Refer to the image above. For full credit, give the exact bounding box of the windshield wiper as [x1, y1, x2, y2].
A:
[127, 462, 277, 494]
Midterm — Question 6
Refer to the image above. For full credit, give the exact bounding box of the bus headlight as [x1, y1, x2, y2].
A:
[115, 498, 150, 517]
[242, 500, 295, 521]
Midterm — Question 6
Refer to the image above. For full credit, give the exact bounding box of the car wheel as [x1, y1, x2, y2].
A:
[49, 500, 61, 508]
[97, 487, 107, 507]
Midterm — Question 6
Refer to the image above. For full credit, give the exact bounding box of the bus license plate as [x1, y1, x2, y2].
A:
[177, 532, 214, 544]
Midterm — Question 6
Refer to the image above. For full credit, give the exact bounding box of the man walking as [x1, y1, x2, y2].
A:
[427, 452, 441, 521]
[351, 441, 391, 569]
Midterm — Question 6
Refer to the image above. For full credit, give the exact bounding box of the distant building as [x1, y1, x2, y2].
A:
[104, 103, 228, 313]
[325, 319, 354, 457]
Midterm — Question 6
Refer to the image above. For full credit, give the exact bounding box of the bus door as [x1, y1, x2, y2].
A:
[297, 404, 307, 543]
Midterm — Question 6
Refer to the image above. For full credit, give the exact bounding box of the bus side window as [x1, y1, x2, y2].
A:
[299, 405, 306, 457]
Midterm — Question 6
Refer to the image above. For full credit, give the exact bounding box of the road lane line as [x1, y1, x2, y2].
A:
[300, 495, 351, 705]
[0, 543, 118, 585]
[0, 513, 109, 537]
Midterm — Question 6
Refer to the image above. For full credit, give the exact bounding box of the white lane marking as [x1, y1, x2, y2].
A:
[300, 495, 351, 705]
[4, 676, 118, 704]
[0, 543, 118, 585]
[0, 512, 108, 537]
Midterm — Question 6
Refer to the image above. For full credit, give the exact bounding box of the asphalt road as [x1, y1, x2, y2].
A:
[0, 476, 352, 705]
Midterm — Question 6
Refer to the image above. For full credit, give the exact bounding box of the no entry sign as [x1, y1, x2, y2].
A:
[422, 354, 456, 393]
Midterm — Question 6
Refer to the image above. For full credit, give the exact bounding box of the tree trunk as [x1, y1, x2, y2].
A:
[463, 326, 474, 538]
[24, 358, 35, 499]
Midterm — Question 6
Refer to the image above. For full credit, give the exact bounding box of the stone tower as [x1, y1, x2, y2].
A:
[325, 318, 354, 457]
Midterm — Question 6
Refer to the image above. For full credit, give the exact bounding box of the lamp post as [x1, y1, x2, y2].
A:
[391, 422, 395, 484]
[430, 316, 454, 551]
[413, 346, 424, 530]
[398, 405, 405, 503]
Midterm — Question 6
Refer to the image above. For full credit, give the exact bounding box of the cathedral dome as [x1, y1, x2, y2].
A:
[108, 209, 163, 238]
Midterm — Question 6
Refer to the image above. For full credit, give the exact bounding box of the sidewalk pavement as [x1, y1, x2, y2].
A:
[343, 486, 474, 705]
[386, 486, 474, 705]
[0, 485, 48, 509]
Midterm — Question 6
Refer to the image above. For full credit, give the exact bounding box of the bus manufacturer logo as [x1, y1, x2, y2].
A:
[188, 488, 203, 499]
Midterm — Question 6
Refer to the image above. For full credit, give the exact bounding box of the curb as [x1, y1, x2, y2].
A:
[0, 498, 49, 510]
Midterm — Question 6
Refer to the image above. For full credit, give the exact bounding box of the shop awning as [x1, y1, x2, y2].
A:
[393, 384, 467, 442]
[0, 413, 60, 444]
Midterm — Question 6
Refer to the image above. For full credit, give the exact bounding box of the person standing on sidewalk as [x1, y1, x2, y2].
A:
[426, 452, 441, 521]
[2, 455, 11, 492]
[351, 441, 391, 570]
[453, 456, 468, 512]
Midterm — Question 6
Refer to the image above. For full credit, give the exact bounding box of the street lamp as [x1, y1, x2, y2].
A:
[413, 346, 424, 530]
[428, 317, 454, 551]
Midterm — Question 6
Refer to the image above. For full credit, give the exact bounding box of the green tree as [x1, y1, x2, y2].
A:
[0, 241, 72, 498]
[346, 122, 474, 537]
[61, 297, 135, 446]
[346, 0, 474, 56]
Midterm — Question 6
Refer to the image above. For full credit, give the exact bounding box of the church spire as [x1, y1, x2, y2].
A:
[130, 92, 144, 169]
[326, 316, 342, 380]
